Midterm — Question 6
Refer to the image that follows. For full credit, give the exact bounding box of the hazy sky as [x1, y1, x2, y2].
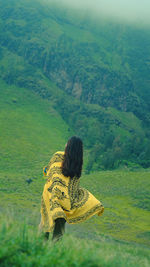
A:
[45, 0, 150, 25]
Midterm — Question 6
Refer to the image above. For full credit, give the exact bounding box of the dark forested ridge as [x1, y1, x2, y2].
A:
[0, 0, 150, 170]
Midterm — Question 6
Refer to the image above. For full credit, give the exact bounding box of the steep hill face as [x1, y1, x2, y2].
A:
[0, 0, 150, 170]
[0, 78, 70, 174]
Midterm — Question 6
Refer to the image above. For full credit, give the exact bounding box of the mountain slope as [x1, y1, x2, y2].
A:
[0, 0, 149, 114]
[0, 78, 70, 174]
[0, 218, 150, 267]
[0, 80, 149, 246]
[0, 0, 150, 170]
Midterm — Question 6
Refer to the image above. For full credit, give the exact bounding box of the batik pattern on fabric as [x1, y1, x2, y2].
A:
[40, 151, 104, 232]
[47, 152, 64, 169]
[68, 177, 90, 209]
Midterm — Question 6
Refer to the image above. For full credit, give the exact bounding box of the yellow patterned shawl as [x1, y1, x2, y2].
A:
[40, 151, 104, 232]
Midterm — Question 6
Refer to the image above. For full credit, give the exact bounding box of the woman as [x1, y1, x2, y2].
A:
[39, 136, 104, 241]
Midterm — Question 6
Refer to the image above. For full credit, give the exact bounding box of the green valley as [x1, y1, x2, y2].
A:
[0, 0, 150, 265]
[0, 0, 150, 170]
[0, 79, 149, 248]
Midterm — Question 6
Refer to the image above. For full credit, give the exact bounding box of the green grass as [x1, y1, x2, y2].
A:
[0, 2, 150, 265]
[1, 169, 149, 247]
[0, 215, 149, 267]
[0, 45, 149, 170]
[1, 0, 150, 172]
[0, 78, 70, 173]
[0, 79, 150, 266]
[0, 78, 73, 224]
[0, 78, 150, 247]
[107, 107, 144, 138]
[79, 171, 150, 246]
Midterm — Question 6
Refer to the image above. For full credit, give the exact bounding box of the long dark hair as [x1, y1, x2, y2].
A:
[62, 136, 83, 179]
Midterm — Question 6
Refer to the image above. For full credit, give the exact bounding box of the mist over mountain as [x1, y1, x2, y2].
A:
[0, 0, 150, 171]
[44, 0, 150, 25]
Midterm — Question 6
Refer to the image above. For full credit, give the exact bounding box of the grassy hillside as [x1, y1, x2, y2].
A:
[79, 171, 150, 246]
[0, 78, 71, 173]
[0, 2, 149, 264]
[0, 77, 72, 218]
[0, 82, 150, 267]
[0, 0, 150, 170]
[0, 217, 150, 267]
[0, 0, 149, 112]
[0, 47, 149, 171]
[1, 169, 150, 246]
[0, 79, 149, 248]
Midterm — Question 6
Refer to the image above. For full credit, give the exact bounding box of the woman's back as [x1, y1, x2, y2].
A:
[40, 149, 104, 234]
